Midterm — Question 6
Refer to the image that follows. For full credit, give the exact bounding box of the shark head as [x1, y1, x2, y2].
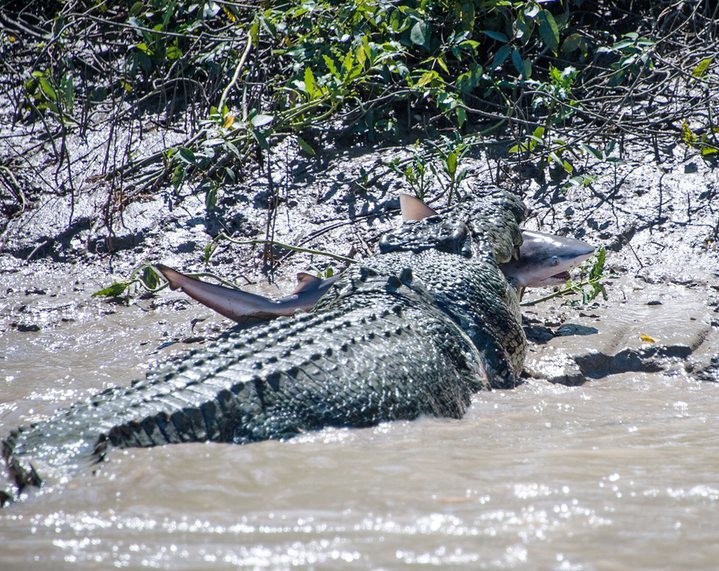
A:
[500, 229, 595, 289]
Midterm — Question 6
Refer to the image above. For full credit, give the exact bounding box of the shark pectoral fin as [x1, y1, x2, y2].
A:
[399, 193, 439, 221]
[293, 272, 325, 294]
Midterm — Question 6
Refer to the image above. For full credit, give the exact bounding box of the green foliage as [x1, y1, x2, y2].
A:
[23, 69, 75, 122]
[390, 132, 468, 202]
[92, 264, 164, 299]
[680, 121, 719, 158]
[389, 141, 432, 201]
[691, 57, 713, 79]
[12, 0, 713, 199]
[92, 281, 131, 298]
[598, 32, 656, 86]
[571, 246, 607, 304]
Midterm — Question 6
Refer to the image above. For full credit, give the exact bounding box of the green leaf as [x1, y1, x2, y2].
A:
[92, 281, 130, 298]
[538, 10, 559, 53]
[171, 164, 185, 189]
[342, 50, 354, 76]
[141, 266, 161, 290]
[483, 30, 508, 42]
[446, 151, 458, 175]
[511, 48, 530, 78]
[297, 136, 316, 156]
[250, 113, 274, 127]
[203, 242, 217, 264]
[410, 20, 429, 47]
[223, 140, 241, 159]
[249, 18, 259, 44]
[692, 57, 713, 79]
[456, 64, 483, 93]
[589, 247, 606, 282]
[303, 66, 316, 98]
[455, 106, 466, 129]
[561, 33, 588, 57]
[681, 121, 696, 145]
[323, 55, 339, 78]
[492, 44, 511, 69]
[38, 76, 57, 102]
[515, 12, 534, 42]
[166, 44, 183, 60]
[178, 147, 196, 165]
[129, 2, 144, 16]
[435, 56, 449, 74]
[415, 69, 440, 87]
[357, 35, 370, 68]
[581, 144, 604, 160]
[205, 185, 217, 213]
[135, 41, 152, 55]
[60, 73, 74, 109]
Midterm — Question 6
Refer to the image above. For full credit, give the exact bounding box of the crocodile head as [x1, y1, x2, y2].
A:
[399, 193, 594, 291]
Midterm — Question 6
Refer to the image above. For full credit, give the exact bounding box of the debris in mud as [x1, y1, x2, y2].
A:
[13, 322, 41, 332]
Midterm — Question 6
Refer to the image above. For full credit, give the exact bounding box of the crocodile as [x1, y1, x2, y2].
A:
[2, 189, 533, 505]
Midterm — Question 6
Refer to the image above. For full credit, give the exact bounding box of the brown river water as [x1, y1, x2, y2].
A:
[1, 265, 718, 570]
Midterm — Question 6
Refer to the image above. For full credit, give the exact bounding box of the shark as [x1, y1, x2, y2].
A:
[156, 194, 594, 322]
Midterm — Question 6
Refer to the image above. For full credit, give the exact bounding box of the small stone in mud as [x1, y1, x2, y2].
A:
[15, 322, 41, 332]
[24, 287, 46, 296]
[556, 323, 599, 336]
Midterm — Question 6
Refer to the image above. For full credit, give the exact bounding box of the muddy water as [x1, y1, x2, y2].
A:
[1, 266, 718, 570]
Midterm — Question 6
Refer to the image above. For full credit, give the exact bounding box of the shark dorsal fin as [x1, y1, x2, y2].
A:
[399, 193, 439, 221]
[293, 272, 324, 294]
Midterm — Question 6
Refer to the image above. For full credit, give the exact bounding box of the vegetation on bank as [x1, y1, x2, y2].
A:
[2, 1, 716, 199]
[0, 1, 715, 302]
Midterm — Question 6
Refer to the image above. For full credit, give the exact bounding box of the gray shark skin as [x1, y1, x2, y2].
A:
[500, 230, 595, 290]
